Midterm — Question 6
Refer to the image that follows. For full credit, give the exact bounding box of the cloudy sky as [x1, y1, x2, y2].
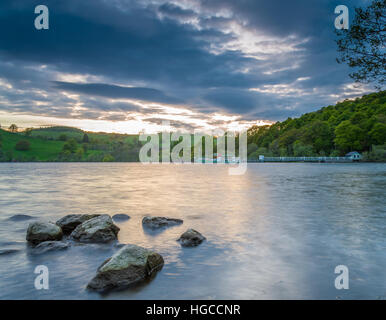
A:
[0, 0, 373, 133]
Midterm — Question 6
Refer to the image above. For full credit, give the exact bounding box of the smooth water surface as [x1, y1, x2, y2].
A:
[0, 163, 385, 299]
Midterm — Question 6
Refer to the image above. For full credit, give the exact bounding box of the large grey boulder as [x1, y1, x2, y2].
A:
[56, 214, 100, 234]
[70, 215, 120, 243]
[32, 241, 70, 254]
[87, 244, 164, 291]
[142, 216, 183, 229]
[26, 222, 63, 245]
[177, 229, 206, 247]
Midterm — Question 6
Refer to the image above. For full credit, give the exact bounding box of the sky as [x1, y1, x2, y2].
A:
[0, 0, 375, 134]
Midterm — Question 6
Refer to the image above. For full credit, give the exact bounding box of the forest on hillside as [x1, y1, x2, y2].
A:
[247, 91, 386, 161]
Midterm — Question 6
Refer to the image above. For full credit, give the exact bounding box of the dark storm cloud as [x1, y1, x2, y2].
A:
[158, 3, 197, 19]
[203, 89, 260, 114]
[144, 117, 200, 131]
[52, 82, 181, 104]
[0, 0, 249, 88]
[0, 0, 374, 123]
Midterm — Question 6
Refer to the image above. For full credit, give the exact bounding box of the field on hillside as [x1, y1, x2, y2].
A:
[0, 127, 140, 162]
[29, 126, 138, 144]
[0, 129, 66, 161]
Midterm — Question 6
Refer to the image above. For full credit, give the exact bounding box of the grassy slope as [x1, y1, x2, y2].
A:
[0, 129, 65, 161]
[30, 126, 138, 144]
[0, 127, 139, 161]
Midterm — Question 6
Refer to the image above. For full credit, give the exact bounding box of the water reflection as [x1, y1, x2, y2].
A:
[0, 163, 385, 299]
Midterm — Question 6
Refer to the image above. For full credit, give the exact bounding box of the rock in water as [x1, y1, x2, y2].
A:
[178, 229, 206, 247]
[32, 241, 69, 254]
[142, 216, 183, 229]
[70, 215, 120, 243]
[8, 214, 34, 221]
[56, 214, 100, 234]
[26, 222, 63, 245]
[112, 214, 130, 222]
[0, 249, 19, 256]
[87, 244, 164, 291]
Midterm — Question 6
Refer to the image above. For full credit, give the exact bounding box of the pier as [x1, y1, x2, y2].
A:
[249, 156, 355, 163]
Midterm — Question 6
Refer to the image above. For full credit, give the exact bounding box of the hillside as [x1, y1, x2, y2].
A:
[0, 127, 141, 162]
[247, 91, 386, 160]
[1, 91, 385, 162]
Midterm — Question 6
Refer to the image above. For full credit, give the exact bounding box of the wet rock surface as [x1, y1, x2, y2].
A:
[26, 222, 63, 245]
[8, 214, 34, 221]
[56, 214, 100, 234]
[32, 241, 70, 254]
[142, 216, 183, 229]
[0, 249, 19, 256]
[87, 244, 164, 292]
[178, 229, 206, 247]
[70, 215, 120, 243]
[112, 214, 131, 222]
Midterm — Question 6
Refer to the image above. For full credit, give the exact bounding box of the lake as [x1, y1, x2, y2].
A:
[0, 162, 385, 299]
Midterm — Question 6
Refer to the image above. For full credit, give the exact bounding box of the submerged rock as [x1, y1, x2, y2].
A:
[112, 214, 130, 222]
[26, 222, 63, 245]
[177, 229, 206, 247]
[32, 241, 70, 254]
[0, 249, 19, 256]
[56, 214, 100, 234]
[70, 215, 120, 243]
[87, 244, 164, 292]
[8, 214, 34, 221]
[142, 216, 183, 229]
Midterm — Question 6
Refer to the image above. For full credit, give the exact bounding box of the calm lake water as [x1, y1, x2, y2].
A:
[0, 162, 385, 300]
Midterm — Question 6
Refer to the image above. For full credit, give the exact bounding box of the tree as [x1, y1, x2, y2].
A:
[102, 154, 115, 162]
[59, 134, 67, 141]
[336, 0, 386, 87]
[293, 141, 314, 157]
[9, 124, 18, 133]
[24, 128, 32, 136]
[334, 120, 365, 153]
[15, 140, 30, 151]
[82, 133, 89, 143]
[369, 122, 386, 144]
[62, 138, 77, 153]
[247, 143, 258, 155]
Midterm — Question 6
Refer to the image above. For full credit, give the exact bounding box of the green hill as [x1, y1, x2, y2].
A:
[0, 127, 140, 162]
[1, 91, 385, 162]
[0, 129, 66, 161]
[247, 91, 386, 160]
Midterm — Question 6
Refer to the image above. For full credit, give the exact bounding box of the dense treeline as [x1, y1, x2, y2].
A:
[247, 91, 386, 160]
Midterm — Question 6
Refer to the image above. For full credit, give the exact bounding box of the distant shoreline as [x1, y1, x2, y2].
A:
[0, 160, 384, 163]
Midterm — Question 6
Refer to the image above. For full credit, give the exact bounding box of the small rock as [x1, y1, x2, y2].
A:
[142, 216, 183, 229]
[32, 241, 70, 254]
[0, 249, 19, 256]
[112, 214, 130, 222]
[87, 244, 164, 292]
[56, 214, 100, 234]
[8, 214, 34, 221]
[70, 215, 120, 243]
[26, 222, 63, 245]
[178, 229, 206, 247]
